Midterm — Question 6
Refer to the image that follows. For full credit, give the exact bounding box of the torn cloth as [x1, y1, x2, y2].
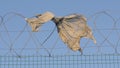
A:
[52, 14, 96, 52]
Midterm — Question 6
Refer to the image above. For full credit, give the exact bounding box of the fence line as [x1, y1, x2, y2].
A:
[0, 11, 120, 56]
[0, 54, 120, 68]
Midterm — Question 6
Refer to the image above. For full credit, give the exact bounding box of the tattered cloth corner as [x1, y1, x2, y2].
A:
[25, 11, 54, 32]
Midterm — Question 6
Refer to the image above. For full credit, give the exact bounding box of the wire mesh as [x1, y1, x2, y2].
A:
[0, 54, 120, 68]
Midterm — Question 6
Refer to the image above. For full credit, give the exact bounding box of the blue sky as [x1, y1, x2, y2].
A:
[0, 0, 120, 56]
[0, 0, 120, 17]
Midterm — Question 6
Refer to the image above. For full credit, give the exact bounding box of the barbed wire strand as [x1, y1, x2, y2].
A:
[0, 11, 120, 57]
[0, 12, 57, 57]
[1, 12, 26, 58]
[93, 11, 117, 53]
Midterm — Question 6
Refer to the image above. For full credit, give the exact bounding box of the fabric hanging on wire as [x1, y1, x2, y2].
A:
[25, 11, 54, 32]
[25, 11, 96, 54]
[52, 14, 96, 53]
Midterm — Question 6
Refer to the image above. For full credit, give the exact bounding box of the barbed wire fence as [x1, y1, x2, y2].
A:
[0, 11, 120, 68]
